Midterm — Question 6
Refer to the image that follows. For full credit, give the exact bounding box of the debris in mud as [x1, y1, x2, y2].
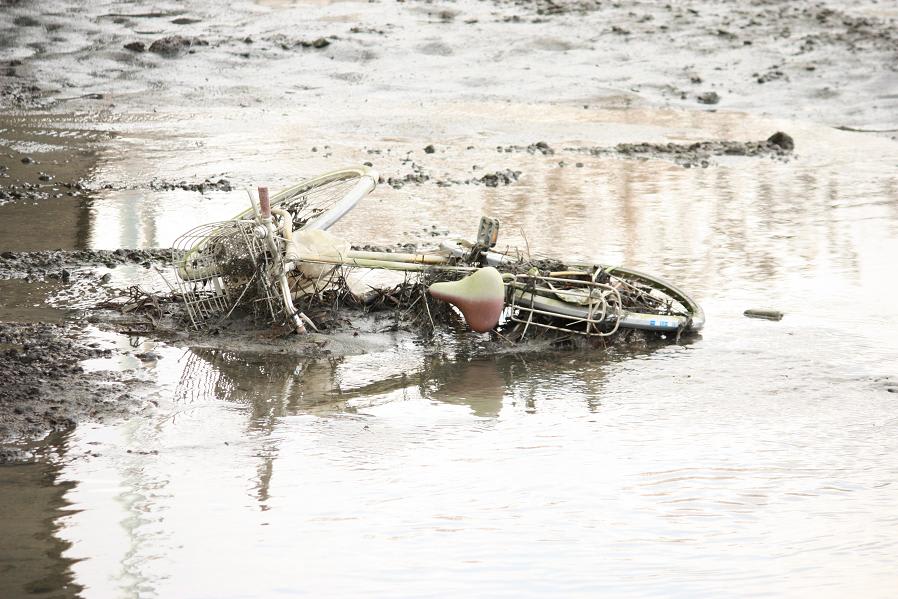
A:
[744, 309, 784, 321]
[305, 38, 331, 49]
[564, 133, 795, 167]
[471, 169, 522, 187]
[0, 178, 87, 204]
[386, 172, 430, 189]
[0, 322, 140, 456]
[149, 177, 233, 193]
[148, 35, 209, 56]
[498, 141, 554, 155]
[755, 68, 787, 84]
[386, 167, 523, 189]
[269, 34, 333, 51]
[0, 82, 45, 110]
[12, 15, 41, 27]
[504, 0, 603, 16]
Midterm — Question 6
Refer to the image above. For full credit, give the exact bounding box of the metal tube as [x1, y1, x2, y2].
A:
[345, 250, 450, 265]
[299, 254, 476, 273]
[258, 186, 271, 219]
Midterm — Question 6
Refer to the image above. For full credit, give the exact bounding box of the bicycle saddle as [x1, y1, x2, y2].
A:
[428, 267, 505, 333]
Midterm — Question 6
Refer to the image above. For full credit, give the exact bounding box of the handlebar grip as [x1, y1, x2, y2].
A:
[258, 186, 271, 219]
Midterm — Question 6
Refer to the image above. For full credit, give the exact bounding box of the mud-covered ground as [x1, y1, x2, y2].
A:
[0, 0, 896, 455]
[0, 322, 134, 462]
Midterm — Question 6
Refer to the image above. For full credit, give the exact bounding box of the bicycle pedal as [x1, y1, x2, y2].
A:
[476, 216, 500, 249]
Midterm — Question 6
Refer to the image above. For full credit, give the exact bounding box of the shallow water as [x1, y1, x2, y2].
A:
[2, 102, 896, 597]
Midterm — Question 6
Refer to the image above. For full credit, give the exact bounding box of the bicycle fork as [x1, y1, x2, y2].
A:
[257, 187, 315, 334]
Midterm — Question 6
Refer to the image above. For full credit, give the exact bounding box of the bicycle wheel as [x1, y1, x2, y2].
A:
[484, 251, 704, 335]
[233, 166, 378, 231]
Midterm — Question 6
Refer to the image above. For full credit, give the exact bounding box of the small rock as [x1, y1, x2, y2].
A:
[13, 15, 41, 27]
[697, 91, 720, 105]
[423, 144, 435, 154]
[301, 37, 331, 49]
[124, 41, 146, 53]
[149, 35, 207, 57]
[767, 131, 794, 151]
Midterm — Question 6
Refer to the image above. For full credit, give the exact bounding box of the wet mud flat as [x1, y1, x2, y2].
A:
[0, 321, 137, 463]
[2, 0, 897, 128]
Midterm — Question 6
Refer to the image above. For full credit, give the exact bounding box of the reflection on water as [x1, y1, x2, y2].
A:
[0, 115, 97, 251]
[43, 329, 898, 597]
[0, 453, 81, 598]
[173, 340, 624, 421]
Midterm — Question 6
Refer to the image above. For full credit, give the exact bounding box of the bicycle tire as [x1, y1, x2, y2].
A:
[484, 251, 704, 334]
[233, 166, 378, 232]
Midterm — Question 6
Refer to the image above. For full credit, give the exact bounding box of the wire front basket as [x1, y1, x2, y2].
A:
[171, 220, 279, 329]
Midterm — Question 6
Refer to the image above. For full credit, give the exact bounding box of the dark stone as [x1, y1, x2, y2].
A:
[767, 131, 794, 151]
[697, 91, 720, 105]
[13, 16, 41, 27]
[124, 41, 146, 52]
[149, 35, 207, 57]
[424, 144, 435, 154]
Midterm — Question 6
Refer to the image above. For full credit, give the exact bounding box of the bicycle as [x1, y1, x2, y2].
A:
[170, 166, 705, 341]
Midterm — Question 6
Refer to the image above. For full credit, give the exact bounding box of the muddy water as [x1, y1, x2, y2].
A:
[1, 100, 896, 597]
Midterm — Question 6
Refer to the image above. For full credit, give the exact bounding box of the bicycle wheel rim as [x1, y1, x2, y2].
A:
[233, 166, 378, 231]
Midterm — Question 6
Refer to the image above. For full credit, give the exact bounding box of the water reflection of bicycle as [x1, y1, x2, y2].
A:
[172, 342, 620, 420]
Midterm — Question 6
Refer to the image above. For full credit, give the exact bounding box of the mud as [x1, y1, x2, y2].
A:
[498, 133, 796, 168]
[0, 249, 171, 280]
[588, 133, 794, 168]
[385, 168, 523, 189]
[0, 322, 142, 459]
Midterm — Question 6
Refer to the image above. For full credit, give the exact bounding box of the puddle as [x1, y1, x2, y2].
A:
[35, 334, 898, 597]
[0, 456, 81, 598]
